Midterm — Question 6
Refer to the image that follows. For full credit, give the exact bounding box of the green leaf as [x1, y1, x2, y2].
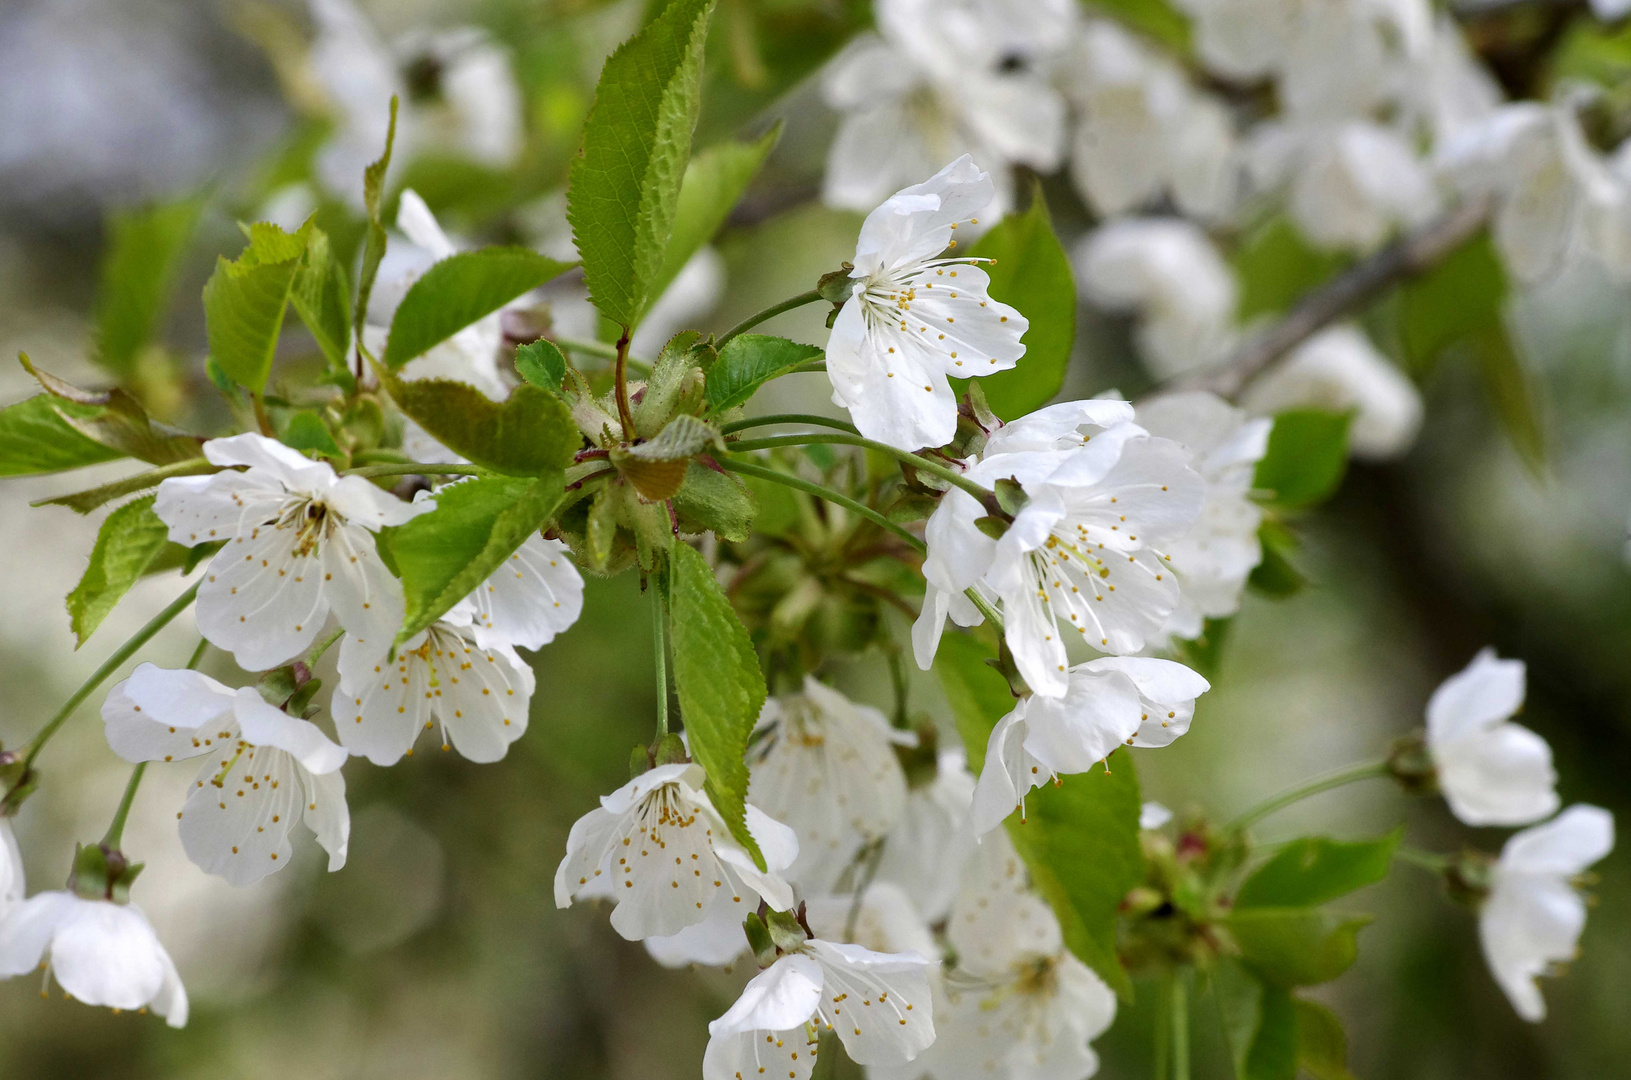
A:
[1245, 984, 1299, 1080]
[648, 126, 780, 309]
[1236, 830, 1400, 910]
[93, 194, 204, 378]
[966, 188, 1075, 419]
[1295, 999, 1356, 1080]
[1252, 410, 1350, 510]
[935, 630, 1142, 999]
[66, 496, 173, 646]
[385, 474, 567, 644]
[567, 0, 717, 327]
[289, 226, 354, 377]
[354, 97, 398, 359]
[673, 462, 755, 541]
[668, 539, 766, 868]
[705, 334, 824, 415]
[515, 340, 568, 392]
[0, 395, 123, 476]
[382, 248, 573, 370]
[1227, 908, 1372, 987]
[279, 410, 344, 462]
[202, 221, 311, 392]
[384, 376, 581, 476]
[21, 357, 204, 466]
[1234, 215, 1348, 322]
[33, 459, 218, 514]
[1473, 326, 1546, 472]
[1088, 0, 1192, 51]
[1246, 519, 1306, 597]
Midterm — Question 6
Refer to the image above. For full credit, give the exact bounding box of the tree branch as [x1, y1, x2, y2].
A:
[1184, 196, 1494, 399]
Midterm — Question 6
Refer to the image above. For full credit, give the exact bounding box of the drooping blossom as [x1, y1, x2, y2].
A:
[1425, 649, 1558, 827]
[873, 748, 978, 921]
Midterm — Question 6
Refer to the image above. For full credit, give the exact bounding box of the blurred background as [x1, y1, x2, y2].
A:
[2, 0, 1630, 1077]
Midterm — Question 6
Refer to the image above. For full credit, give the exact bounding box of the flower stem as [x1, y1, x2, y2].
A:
[716, 289, 825, 349]
[99, 762, 146, 849]
[343, 463, 488, 480]
[718, 413, 858, 437]
[715, 458, 924, 552]
[613, 326, 637, 440]
[1226, 760, 1390, 833]
[964, 588, 1005, 635]
[1170, 970, 1190, 1080]
[20, 582, 201, 775]
[557, 336, 652, 374]
[1394, 845, 1451, 873]
[724, 432, 992, 503]
[651, 581, 670, 738]
[185, 636, 210, 671]
[250, 391, 274, 437]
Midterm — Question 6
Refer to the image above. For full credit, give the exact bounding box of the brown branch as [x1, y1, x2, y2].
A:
[1183, 196, 1495, 400]
[612, 326, 636, 440]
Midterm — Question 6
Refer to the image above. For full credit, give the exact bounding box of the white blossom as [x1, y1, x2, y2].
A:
[971, 657, 1207, 835]
[307, 0, 522, 205]
[749, 677, 914, 897]
[0, 819, 23, 920]
[874, 748, 978, 921]
[1426, 649, 1558, 827]
[1480, 805, 1614, 1022]
[805, 882, 939, 958]
[1240, 325, 1424, 460]
[0, 892, 187, 1026]
[704, 938, 935, 1079]
[826, 156, 1029, 451]
[821, 0, 1072, 216]
[642, 890, 753, 970]
[443, 532, 586, 652]
[1140, 801, 1173, 830]
[1075, 219, 1238, 379]
[1136, 392, 1273, 639]
[554, 763, 797, 941]
[1061, 21, 1237, 221]
[102, 664, 350, 887]
[155, 433, 430, 671]
[919, 830, 1116, 1080]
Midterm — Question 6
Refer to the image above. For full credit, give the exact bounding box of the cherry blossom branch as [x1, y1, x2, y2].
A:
[716, 289, 824, 349]
[1225, 760, 1391, 832]
[723, 433, 994, 504]
[718, 413, 858, 437]
[1184, 196, 1495, 399]
[716, 458, 925, 551]
[17, 581, 201, 776]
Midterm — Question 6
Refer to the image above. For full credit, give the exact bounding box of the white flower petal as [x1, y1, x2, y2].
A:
[232, 689, 348, 775]
[444, 534, 585, 651]
[103, 667, 235, 764]
[807, 939, 935, 1066]
[1426, 648, 1526, 744]
[710, 952, 826, 1037]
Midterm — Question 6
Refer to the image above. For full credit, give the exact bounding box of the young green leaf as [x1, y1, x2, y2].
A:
[1234, 215, 1348, 322]
[289, 226, 354, 377]
[21, 357, 204, 466]
[382, 248, 572, 370]
[202, 221, 311, 392]
[1235, 830, 1400, 910]
[33, 459, 218, 515]
[966, 187, 1075, 419]
[384, 375, 581, 476]
[278, 410, 345, 462]
[1252, 410, 1351, 510]
[1245, 984, 1299, 1080]
[94, 194, 205, 379]
[66, 495, 173, 646]
[704, 335, 824, 415]
[1092, 0, 1192, 52]
[1295, 999, 1357, 1080]
[354, 97, 399, 362]
[0, 395, 124, 476]
[935, 630, 1143, 999]
[1247, 519, 1307, 597]
[385, 473, 567, 644]
[567, 0, 717, 328]
[673, 462, 755, 542]
[648, 125, 780, 310]
[1226, 908, 1372, 987]
[515, 339, 569, 392]
[668, 539, 767, 868]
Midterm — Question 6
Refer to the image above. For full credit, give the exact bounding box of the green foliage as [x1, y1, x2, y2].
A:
[667, 539, 766, 868]
[21, 357, 204, 466]
[634, 331, 708, 438]
[648, 125, 780, 308]
[382, 249, 572, 370]
[673, 462, 755, 541]
[1234, 216, 1348, 321]
[515, 340, 569, 392]
[1174, 616, 1232, 681]
[966, 188, 1075, 419]
[384, 376, 581, 476]
[1227, 907, 1371, 987]
[0, 395, 123, 476]
[354, 97, 398, 362]
[278, 410, 344, 462]
[1087, 0, 1192, 52]
[1247, 519, 1307, 597]
[202, 221, 311, 392]
[1252, 410, 1351, 509]
[65, 495, 174, 646]
[1216, 960, 1354, 1080]
[385, 474, 567, 644]
[936, 630, 1143, 999]
[35, 460, 217, 515]
[1552, 14, 1631, 87]
[93, 194, 204, 379]
[289, 226, 354, 380]
[1235, 830, 1400, 909]
[1295, 999, 1357, 1080]
[704, 334, 824, 415]
[568, 0, 717, 328]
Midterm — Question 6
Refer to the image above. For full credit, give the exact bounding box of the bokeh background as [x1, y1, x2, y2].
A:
[2, 0, 1629, 1077]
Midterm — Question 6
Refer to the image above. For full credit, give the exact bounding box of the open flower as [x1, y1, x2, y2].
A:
[554, 763, 797, 941]
[806, 882, 939, 959]
[1135, 392, 1273, 640]
[704, 938, 936, 1080]
[0, 820, 21, 920]
[749, 677, 914, 896]
[0, 891, 188, 1026]
[971, 658, 1207, 834]
[874, 748, 978, 921]
[155, 433, 430, 672]
[1426, 649, 1557, 827]
[922, 830, 1116, 1080]
[826, 156, 1029, 451]
[1480, 804, 1614, 1022]
[102, 664, 349, 887]
[442, 533, 585, 652]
